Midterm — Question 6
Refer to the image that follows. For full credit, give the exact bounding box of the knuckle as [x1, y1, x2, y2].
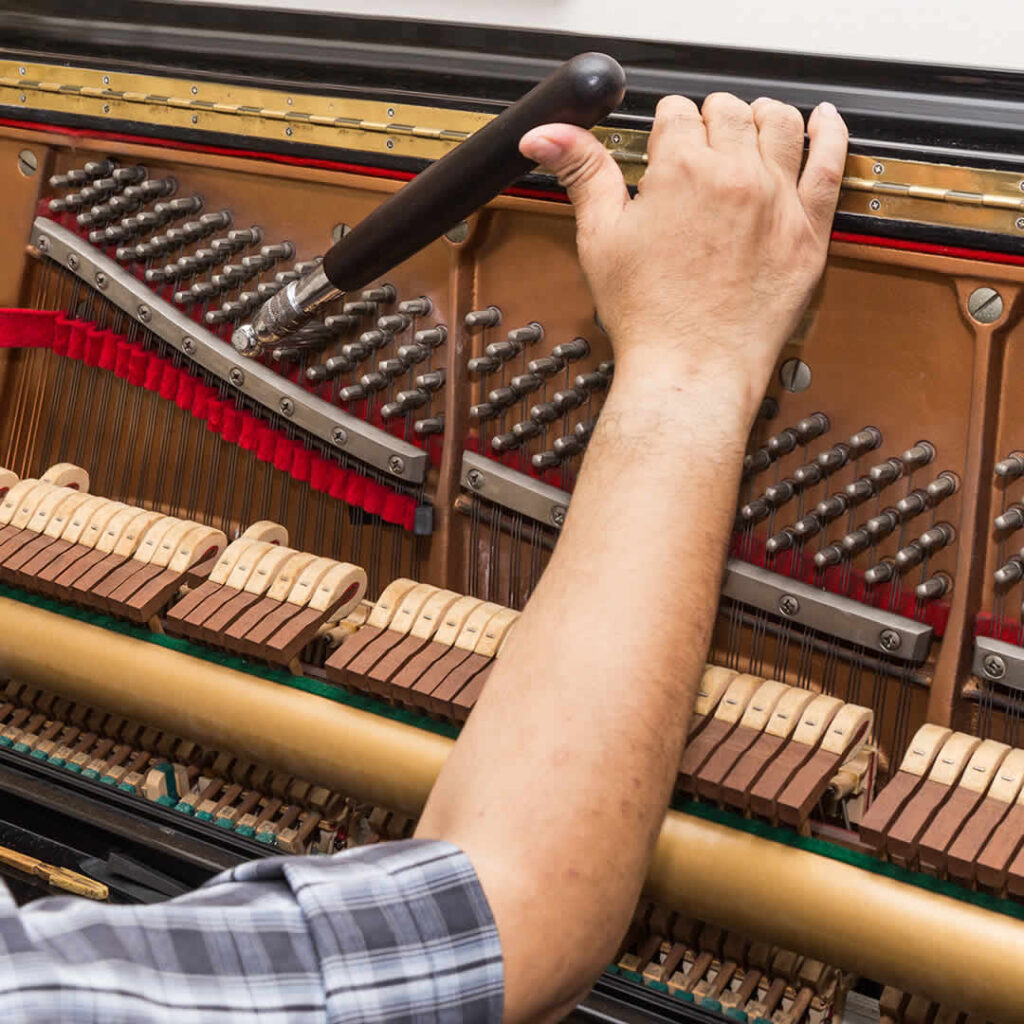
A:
[812, 163, 843, 192]
[703, 91, 751, 121]
[656, 93, 697, 119]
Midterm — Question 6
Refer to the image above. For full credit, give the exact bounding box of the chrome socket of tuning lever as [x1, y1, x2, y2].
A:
[232, 265, 340, 357]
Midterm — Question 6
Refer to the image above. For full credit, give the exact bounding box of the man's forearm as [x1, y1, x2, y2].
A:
[417, 360, 758, 1018]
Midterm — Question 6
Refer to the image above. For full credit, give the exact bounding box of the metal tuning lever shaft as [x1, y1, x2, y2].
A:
[232, 51, 626, 356]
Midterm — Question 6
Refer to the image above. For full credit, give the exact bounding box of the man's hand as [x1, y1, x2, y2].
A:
[520, 94, 847, 419]
[419, 95, 847, 1024]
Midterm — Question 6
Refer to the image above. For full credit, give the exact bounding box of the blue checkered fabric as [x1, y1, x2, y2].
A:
[0, 839, 503, 1022]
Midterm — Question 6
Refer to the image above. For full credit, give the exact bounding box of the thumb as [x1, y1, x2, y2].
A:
[520, 123, 628, 231]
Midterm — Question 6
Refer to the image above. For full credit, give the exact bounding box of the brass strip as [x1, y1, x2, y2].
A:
[3, 60, 1024, 237]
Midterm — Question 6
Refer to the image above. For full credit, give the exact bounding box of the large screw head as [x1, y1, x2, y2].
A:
[983, 654, 1007, 680]
[331, 426, 348, 448]
[279, 397, 294, 417]
[778, 594, 800, 617]
[137, 303, 151, 322]
[387, 454, 405, 475]
[466, 469, 484, 490]
[967, 286, 1003, 324]
[66, 253, 79, 271]
[94, 271, 107, 290]
[228, 367, 245, 387]
[181, 336, 196, 355]
[879, 629, 902, 652]
[550, 504, 567, 528]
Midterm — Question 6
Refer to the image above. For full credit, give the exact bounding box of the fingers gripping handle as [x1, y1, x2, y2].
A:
[233, 52, 625, 356]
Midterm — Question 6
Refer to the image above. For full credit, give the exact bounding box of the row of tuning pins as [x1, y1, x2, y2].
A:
[990, 452, 1024, 593]
[46, 160, 300, 333]
[299, 287, 447, 440]
[465, 306, 612, 477]
[741, 419, 955, 602]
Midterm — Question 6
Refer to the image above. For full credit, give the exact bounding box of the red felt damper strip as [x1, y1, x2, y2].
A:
[0, 308, 59, 348]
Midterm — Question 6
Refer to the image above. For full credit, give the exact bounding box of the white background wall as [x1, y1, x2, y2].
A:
[187, 0, 1023, 72]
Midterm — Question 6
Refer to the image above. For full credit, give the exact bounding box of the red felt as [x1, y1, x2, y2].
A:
[0, 308, 59, 348]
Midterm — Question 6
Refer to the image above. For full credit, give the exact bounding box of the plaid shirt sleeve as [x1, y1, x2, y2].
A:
[0, 838, 503, 1023]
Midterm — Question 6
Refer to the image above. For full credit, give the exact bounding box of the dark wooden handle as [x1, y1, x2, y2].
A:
[322, 52, 626, 291]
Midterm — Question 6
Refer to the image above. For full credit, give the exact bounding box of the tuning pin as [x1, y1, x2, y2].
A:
[739, 499, 771, 524]
[894, 541, 925, 571]
[815, 443, 851, 475]
[575, 371, 609, 395]
[552, 388, 586, 415]
[865, 509, 900, 541]
[271, 345, 306, 363]
[414, 415, 444, 436]
[377, 358, 408, 381]
[257, 281, 284, 300]
[465, 306, 501, 328]
[511, 373, 543, 397]
[112, 165, 146, 185]
[841, 527, 874, 556]
[359, 329, 391, 351]
[532, 449, 562, 470]
[868, 457, 904, 488]
[528, 355, 564, 378]
[306, 355, 357, 383]
[260, 242, 295, 263]
[324, 314, 360, 334]
[815, 493, 848, 523]
[381, 389, 429, 419]
[995, 557, 1024, 586]
[766, 429, 798, 459]
[791, 462, 823, 489]
[919, 522, 955, 553]
[512, 420, 543, 443]
[485, 339, 521, 363]
[848, 426, 883, 457]
[596, 360, 614, 379]
[795, 413, 830, 443]
[415, 370, 445, 393]
[338, 383, 368, 403]
[792, 513, 823, 540]
[241, 253, 274, 275]
[864, 559, 897, 585]
[895, 489, 929, 519]
[995, 504, 1024, 532]
[529, 401, 560, 425]
[552, 434, 585, 458]
[396, 343, 429, 367]
[926, 472, 959, 503]
[397, 296, 432, 317]
[763, 479, 796, 508]
[361, 283, 396, 304]
[378, 313, 411, 334]
[766, 529, 796, 555]
[490, 431, 521, 453]
[916, 573, 952, 601]
[343, 300, 376, 316]
[358, 371, 389, 394]
[995, 453, 1024, 480]
[341, 340, 373, 363]
[414, 325, 447, 349]
[574, 420, 596, 443]
[901, 441, 935, 471]
[551, 338, 590, 363]
[743, 449, 772, 478]
[470, 402, 499, 422]
[814, 544, 844, 569]
[507, 323, 544, 346]
[487, 386, 518, 410]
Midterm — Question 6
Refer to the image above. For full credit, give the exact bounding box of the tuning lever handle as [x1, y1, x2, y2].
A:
[233, 52, 626, 356]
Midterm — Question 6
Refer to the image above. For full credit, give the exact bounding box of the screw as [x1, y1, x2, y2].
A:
[467, 469, 484, 490]
[872, 162, 884, 174]
[879, 629, 902, 652]
[445, 220, 469, 244]
[967, 286, 1003, 324]
[387, 454, 405, 475]
[94, 271, 107, 290]
[285, 126, 293, 137]
[137, 303, 151, 322]
[18, 94, 25, 103]
[1016, 217, 1024, 230]
[15, 149, 36, 177]
[18, 66, 26, 76]
[869, 198, 881, 211]
[983, 654, 1007, 680]
[102, 104, 110, 114]
[229, 367, 245, 387]
[191, 115, 198, 124]
[386, 139, 395, 149]
[182, 336, 196, 355]
[279, 397, 294, 417]
[102, 75, 110, 85]
[387, 107, 395, 117]
[191, 85, 198, 95]
[551, 504, 567, 527]
[1019, 180, 1024, 192]
[778, 357, 811, 393]
[331, 426, 348, 447]
[66, 254, 79, 271]
[610, 133, 622, 145]
[778, 594, 800, 617]
[36, 236, 48, 251]
[286, 97, 293, 106]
